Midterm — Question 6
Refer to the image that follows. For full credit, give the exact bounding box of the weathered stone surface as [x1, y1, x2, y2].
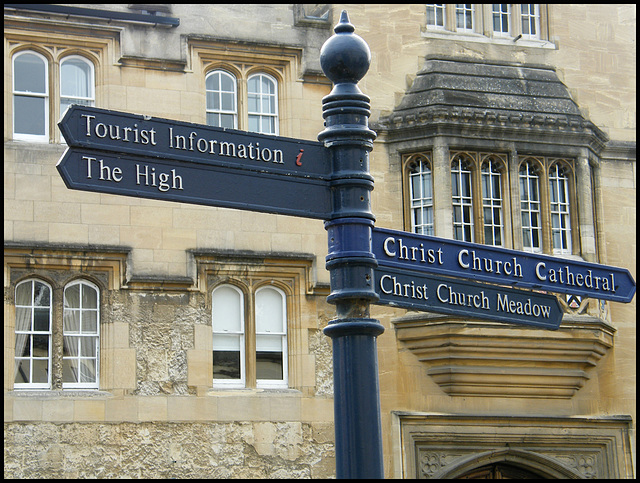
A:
[3, 421, 335, 479]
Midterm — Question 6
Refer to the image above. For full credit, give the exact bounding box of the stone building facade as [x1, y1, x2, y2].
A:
[4, 4, 636, 478]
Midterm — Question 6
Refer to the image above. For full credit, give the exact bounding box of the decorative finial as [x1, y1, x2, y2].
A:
[319, 10, 371, 85]
[334, 10, 354, 33]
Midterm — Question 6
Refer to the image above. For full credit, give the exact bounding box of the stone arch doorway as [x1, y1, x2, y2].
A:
[458, 463, 547, 479]
[433, 449, 580, 479]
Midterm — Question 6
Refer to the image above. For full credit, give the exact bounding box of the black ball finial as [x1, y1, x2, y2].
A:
[320, 10, 371, 85]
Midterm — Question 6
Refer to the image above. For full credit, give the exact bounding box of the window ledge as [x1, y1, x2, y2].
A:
[207, 387, 302, 397]
[421, 28, 556, 50]
[7, 389, 113, 398]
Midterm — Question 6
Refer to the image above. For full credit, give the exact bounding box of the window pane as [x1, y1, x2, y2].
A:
[33, 308, 49, 332]
[213, 351, 241, 379]
[63, 358, 79, 383]
[212, 333, 241, 351]
[16, 282, 32, 306]
[221, 92, 235, 111]
[212, 286, 243, 332]
[248, 94, 259, 113]
[14, 96, 46, 135]
[15, 334, 31, 357]
[61, 58, 92, 98]
[220, 114, 235, 129]
[82, 311, 98, 333]
[206, 72, 219, 91]
[248, 115, 260, 133]
[63, 336, 79, 357]
[82, 285, 98, 309]
[64, 310, 80, 333]
[14, 53, 46, 93]
[81, 337, 97, 357]
[207, 91, 220, 110]
[32, 335, 49, 357]
[32, 359, 49, 383]
[14, 360, 30, 384]
[256, 351, 283, 380]
[256, 288, 284, 333]
[65, 284, 80, 308]
[80, 360, 97, 383]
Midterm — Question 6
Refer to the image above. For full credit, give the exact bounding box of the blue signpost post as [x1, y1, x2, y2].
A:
[318, 11, 385, 479]
[55, 11, 636, 480]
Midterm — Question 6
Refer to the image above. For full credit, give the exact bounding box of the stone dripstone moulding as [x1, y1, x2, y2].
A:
[392, 312, 614, 398]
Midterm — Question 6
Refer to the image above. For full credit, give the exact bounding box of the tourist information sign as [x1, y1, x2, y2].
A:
[372, 227, 636, 303]
[374, 265, 563, 329]
[57, 105, 332, 219]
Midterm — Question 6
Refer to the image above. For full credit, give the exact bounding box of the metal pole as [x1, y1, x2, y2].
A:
[318, 11, 385, 479]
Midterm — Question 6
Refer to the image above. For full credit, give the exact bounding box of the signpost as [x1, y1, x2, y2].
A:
[373, 227, 636, 303]
[54, 10, 635, 480]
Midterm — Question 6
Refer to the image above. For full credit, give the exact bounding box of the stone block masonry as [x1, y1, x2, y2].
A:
[3, 421, 335, 478]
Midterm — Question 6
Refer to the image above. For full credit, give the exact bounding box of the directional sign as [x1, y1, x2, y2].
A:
[374, 266, 563, 329]
[57, 105, 333, 219]
[372, 227, 636, 303]
[59, 105, 331, 180]
[56, 148, 332, 219]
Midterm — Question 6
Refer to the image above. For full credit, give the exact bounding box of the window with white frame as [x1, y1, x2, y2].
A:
[62, 280, 100, 388]
[422, 5, 546, 42]
[14, 279, 52, 389]
[14, 277, 102, 390]
[205, 70, 279, 135]
[520, 4, 541, 39]
[407, 154, 435, 236]
[12, 50, 96, 143]
[492, 4, 511, 37]
[481, 158, 504, 246]
[212, 282, 289, 389]
[248, 73, 279, 135]
[426, 4, 446, 29]
[205, 70, 238, 129]
[212, 284, 246, 387]
[455, 4, 474, 32]
[12, 51, 49, 142]
[519, 160, 543, 252]
[549, 163, 572, 254]
[451, 154, 475, 242]
[255, 286, 287, 388]
[60, 56, 95, 115]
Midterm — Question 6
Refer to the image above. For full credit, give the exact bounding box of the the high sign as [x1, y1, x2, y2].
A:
[374, 266, 563, 329]
[57, 105, 332, 219]
[372, 227, 636, 303]
[57, 148, 332, 219]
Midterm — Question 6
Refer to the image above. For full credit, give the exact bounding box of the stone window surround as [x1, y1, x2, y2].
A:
[4, 244, 131, 393]
[189, 249, 318, 394]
